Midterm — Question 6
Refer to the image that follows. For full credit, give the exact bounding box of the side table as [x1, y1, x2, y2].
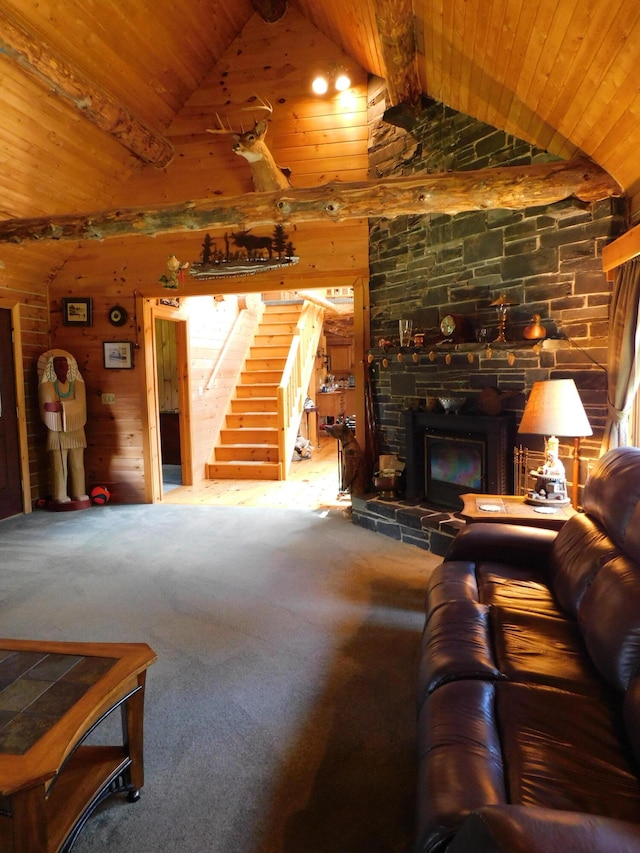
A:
[458, 493, 577, 531]
[0, 638, 156, 852]
[303, 405, 319, 447]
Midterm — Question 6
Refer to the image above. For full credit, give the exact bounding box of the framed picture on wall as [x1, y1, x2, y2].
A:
[103, 341, 134, 370]
[62, 297, 93, 327]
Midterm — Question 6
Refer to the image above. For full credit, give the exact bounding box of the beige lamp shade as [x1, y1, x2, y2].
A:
[518, 379, 593, 438]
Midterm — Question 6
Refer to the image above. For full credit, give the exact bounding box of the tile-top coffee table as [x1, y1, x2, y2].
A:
[0, 638, 156, 852]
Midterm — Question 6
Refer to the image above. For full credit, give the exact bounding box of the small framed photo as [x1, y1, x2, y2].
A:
[103, 341, 134, 370]
[62, 297, 92, 327]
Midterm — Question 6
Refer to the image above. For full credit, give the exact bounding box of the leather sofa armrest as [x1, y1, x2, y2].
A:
[446, 523, 557, 574]
[445, 805, 640, 853]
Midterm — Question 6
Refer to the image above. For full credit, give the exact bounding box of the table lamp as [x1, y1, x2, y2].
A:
[518, 379, 593, 507]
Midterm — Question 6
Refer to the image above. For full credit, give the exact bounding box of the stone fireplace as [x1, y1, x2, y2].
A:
[366, 83, 624, 499]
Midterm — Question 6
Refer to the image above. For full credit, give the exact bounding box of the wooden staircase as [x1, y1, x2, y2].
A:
[206, 302, 320, 480]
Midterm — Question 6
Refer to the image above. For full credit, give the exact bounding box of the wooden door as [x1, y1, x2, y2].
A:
[0, 309, 23, 519]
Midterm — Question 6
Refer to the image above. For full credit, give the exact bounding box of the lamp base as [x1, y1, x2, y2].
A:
[524, 471, 570, 506]
[524, 493, 571, 508]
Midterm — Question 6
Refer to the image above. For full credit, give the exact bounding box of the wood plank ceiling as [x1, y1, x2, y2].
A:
[1, 0, 639, 231]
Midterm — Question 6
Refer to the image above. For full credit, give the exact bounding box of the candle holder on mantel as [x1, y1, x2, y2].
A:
[491, 293, 517, 343]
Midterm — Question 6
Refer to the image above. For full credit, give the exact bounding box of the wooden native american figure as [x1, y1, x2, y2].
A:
[38, 349, 90, 508]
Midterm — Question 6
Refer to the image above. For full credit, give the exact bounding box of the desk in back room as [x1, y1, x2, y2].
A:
[316, 389, 355, 425]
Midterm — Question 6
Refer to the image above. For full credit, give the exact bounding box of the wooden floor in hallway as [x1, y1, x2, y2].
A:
[162, 433, 350, 512]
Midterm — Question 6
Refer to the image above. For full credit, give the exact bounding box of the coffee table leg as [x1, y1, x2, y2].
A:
[122, 672, 147, 800]
[12, 785, 47, 853]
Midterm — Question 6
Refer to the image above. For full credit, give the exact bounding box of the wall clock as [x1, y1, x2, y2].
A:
[108, 305, 128, 327]
[439, 313, 471, 342]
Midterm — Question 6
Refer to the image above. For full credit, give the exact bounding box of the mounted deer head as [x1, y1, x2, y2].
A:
[207, 97, 292, 193]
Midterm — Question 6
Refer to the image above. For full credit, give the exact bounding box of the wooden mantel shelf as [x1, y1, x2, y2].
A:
[369, 339, 564, 354]
[602, 221, 640, 277]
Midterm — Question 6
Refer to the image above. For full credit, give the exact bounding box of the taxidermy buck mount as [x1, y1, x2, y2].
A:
[207, 97, 292, 193]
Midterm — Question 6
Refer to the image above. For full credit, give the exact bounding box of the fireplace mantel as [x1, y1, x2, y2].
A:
[403, 411, 516, 504]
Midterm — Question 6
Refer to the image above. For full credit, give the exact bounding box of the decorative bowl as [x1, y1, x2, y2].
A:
[438, 396, 466, 414]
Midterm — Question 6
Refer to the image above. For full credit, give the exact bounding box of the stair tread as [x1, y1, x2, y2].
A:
[208, 300, 316, 483]
[219, 443, 278, 449]
[213, 460, 279, 466]
[220, 427, 278, 435]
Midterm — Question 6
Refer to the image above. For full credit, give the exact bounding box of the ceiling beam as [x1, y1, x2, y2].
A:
[0, 158, 621, 245]
[250, 1, 288, 24]
[373, 0, 421, 114]
[0, 8, 174, 169]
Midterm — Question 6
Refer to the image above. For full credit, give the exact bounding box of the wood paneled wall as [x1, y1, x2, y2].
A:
[0, 243, 73, 504]
[41, 9, 369, 503]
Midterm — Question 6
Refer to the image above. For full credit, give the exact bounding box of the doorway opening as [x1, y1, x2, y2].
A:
[155, 317, 183, 493]
[0, 308, 23, 519]
[141, 297, 193, 503]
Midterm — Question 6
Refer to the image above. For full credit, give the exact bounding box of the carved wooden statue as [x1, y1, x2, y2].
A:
[38, 349, 89, 507]
[324, 421, 367, 497]
[207, 98, 291, 192]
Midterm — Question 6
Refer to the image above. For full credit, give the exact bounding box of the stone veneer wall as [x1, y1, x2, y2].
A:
[366, 78, 627, 495]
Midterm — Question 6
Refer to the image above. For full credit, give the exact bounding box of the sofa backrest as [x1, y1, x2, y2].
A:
[549, 511, 621, 616]
[578, 554, 640, 693]
[564, 448, 640, 695]
[548, 448, 640, 695]
[581, 447, 640, 564]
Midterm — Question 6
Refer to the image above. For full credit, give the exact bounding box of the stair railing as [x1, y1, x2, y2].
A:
[277, 300, 325, 478]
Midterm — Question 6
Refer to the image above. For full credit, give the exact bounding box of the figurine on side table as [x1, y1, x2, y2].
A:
[526, 436, 569, 506]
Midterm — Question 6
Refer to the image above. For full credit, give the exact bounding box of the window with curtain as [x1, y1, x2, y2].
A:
[601, 256, 640, 453]
[630, 390, 640, 446]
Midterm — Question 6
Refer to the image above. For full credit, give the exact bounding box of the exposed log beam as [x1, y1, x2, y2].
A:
[0, 7, 174, 168]
[373, 0, 421, 109]
[0, 158, 621, 245]
[250, 0, 288, 23]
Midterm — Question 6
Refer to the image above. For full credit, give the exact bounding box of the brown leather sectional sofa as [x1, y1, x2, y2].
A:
[415, 446, 640, 853]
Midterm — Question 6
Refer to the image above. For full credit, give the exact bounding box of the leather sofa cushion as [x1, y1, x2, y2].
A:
[579, 554, 640, 692]
[418, 599, 502, 710]
[624, 675, 640, 767]
[491, 607, 610, 696]
[497, 681, 640, 821]
[477, 564, 562, 617]
[549, 511, 621, 616]
[425, 561, 479, 621]
[416, 680, 507, 853]
[446, 805, 640, 853]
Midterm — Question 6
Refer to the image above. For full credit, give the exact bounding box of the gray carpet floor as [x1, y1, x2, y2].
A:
[0, 503, 438, 852]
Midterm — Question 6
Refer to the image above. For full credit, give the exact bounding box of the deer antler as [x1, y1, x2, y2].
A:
[242, 95, 274, 117]
[207, 98, 272, 135]
[206, 114, 242, 136]
[205, 97, 291, 192]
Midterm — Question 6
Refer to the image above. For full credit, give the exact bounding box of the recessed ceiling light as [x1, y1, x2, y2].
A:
[312, 75, 329, 95]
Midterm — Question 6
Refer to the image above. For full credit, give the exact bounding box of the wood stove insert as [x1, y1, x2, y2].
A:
[403, 411, 516, 508]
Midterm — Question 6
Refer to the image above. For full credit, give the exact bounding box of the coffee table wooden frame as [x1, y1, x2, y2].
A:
[0, 638, 156, 853]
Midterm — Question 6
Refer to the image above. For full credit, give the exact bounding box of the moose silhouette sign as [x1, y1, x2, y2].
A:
[188, 227, 298, 280]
